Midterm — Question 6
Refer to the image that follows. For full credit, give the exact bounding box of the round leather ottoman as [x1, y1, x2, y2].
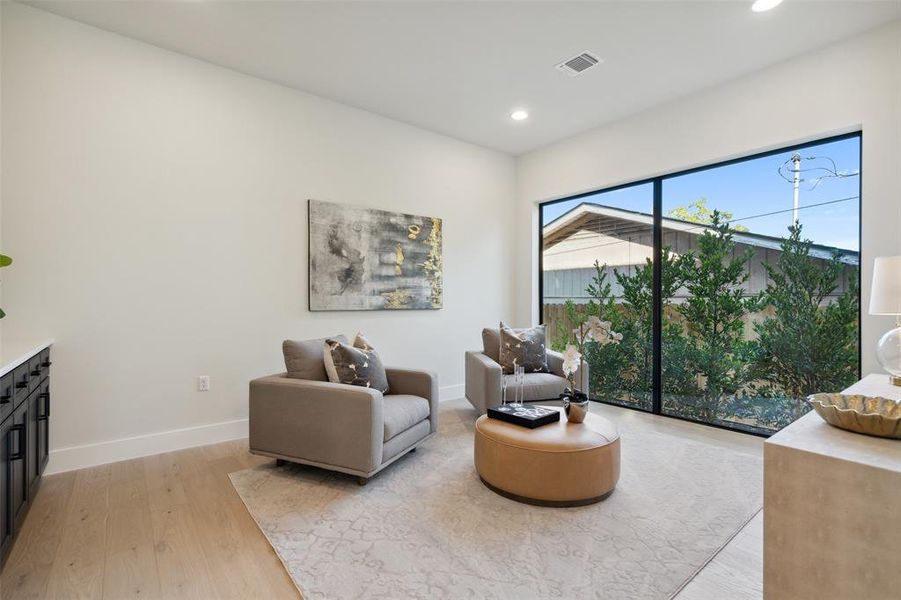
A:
[474, 406, 620, 506]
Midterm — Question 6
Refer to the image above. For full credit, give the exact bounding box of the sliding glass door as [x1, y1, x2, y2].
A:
[539, 133, 861, 435]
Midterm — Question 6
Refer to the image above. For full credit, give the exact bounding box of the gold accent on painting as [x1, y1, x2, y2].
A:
[419, 217, 443, 308]
[382, 289, 412, 309]
[394, 243, 404, 275]
[407, 225, 421, 240]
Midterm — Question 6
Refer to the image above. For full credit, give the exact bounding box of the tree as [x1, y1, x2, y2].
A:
[552, 263, 632, 401]
[678, 211, 757, 422]
[668, 198, 749, 232]
[613, 249, 698, 403]
[753, 224, 859, 419]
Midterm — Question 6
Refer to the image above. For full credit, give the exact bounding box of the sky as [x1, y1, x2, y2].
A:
[542, 136, 861, 251]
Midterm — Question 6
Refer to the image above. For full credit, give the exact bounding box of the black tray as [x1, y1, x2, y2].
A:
[487, 404, 560, 429]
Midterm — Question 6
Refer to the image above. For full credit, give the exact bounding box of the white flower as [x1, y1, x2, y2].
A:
[561, 344, 582, 376]
[585, 315, 622, 345]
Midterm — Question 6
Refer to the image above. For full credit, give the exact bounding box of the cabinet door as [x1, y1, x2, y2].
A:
[36, 382, 49, 477]
[0, 416, 10, 562]
[27, 392, 39, 494]
[8, 401, 29, 532]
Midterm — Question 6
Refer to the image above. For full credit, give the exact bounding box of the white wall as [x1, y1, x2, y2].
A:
[1, 3, 515, 472]
[515, 19, 901, 377]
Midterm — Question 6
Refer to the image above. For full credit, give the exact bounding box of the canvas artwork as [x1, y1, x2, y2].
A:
[308, 200, 443, 311]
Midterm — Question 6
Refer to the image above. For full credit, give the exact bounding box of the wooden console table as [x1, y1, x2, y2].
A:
[764, 374, 901, 600]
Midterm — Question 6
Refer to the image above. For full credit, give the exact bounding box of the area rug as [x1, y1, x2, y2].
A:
[229, 401, 763, 599]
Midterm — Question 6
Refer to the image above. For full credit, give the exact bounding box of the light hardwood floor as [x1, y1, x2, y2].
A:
[0, 423, 763, 599]
[0, 440, 301, 599]
[675, 510, 763, 600]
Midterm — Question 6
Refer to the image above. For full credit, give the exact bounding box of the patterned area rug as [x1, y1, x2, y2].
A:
[229, 400, 763, 599]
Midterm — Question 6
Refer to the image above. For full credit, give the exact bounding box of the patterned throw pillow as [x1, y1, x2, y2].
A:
[498, 322, 549, 374]
[323, 333, 390, 393]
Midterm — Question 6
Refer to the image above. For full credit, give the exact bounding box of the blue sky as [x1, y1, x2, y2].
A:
[542, 136, 861, 251]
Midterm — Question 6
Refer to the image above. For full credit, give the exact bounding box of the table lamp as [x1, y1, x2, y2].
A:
[870, 256, 901, 385]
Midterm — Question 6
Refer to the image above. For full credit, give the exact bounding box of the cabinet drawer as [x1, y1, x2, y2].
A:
[0, 373, 12, 423]
[40, 349, 51, 373]
[28, 356, 42, 392]
[12, 364, 30, 406]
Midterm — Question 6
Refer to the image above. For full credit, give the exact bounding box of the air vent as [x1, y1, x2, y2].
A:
[555, 51, 602, 77]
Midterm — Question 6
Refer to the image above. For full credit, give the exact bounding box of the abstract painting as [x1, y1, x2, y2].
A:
[308, 200, 443, 311]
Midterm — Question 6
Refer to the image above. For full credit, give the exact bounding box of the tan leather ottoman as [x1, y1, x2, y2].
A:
[474, 406, 620, 506]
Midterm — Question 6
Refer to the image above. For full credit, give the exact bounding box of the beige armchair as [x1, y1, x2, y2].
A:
[465, 327, 588, 414]
[249, 338, 438, 484]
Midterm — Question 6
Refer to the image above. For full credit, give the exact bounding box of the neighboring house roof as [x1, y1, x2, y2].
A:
[542, 202, 859, 266]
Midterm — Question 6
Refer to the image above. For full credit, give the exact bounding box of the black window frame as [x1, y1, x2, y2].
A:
[537, 131, 863, 437]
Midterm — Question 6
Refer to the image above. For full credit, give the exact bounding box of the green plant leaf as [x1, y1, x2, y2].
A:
[0, 255, 12, 268]
[0, 308, 6, 319]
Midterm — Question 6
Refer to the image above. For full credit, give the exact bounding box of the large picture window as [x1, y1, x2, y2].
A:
[539, 133, 861, 435]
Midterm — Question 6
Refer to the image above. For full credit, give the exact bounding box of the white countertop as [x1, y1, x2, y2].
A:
[0, 339, 55, 378]
[765, 373, 901, 473]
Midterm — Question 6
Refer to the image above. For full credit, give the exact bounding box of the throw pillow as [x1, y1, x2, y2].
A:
[323, 333, 390, 393]
[498, 322, 549, 374]
[481, 328, 501, 363]
[283, 335, 347, 381]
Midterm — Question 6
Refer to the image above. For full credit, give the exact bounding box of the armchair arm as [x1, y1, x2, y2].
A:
[465, 351, 502, 414]
[249, 374, 384, 473]
[386, 367, 439, 433]
[547, 349, 589, 393]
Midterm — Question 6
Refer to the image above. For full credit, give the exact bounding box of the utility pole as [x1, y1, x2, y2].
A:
[791, 153, 801, 225]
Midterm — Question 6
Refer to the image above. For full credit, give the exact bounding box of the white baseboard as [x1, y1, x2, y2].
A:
[46, 384, 466, 474]
[440, 383, 464, 402]
[45, 418, 249, 475]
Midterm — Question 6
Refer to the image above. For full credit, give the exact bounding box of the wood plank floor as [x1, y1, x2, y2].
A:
[675, 510, 763, 600]
[0, 417, 763, 599]
[0, 440, 301, 600]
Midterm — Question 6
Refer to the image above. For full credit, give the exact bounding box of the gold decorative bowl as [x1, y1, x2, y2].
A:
[807, 393, 901, 439]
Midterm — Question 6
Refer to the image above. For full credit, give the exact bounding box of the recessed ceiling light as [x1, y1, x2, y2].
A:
[510, 110, 529, 121]
[751, 0, 783, 12]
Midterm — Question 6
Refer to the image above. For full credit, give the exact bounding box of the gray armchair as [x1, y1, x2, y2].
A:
[464, 327, 588, 414]
[249, 338, 438, 484]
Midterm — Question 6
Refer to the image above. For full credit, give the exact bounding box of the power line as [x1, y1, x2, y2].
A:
[542, 195, 859, 257]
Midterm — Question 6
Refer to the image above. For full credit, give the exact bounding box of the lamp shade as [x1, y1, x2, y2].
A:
[869, 256, 901, 315]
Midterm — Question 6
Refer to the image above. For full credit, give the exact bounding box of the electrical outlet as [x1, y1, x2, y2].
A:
[197, 376, 210, 392]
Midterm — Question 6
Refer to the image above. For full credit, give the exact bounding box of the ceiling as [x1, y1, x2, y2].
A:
[23, 1, 901, 155]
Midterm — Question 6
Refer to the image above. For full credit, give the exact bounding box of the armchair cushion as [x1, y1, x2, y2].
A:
[383, 394, 431, 441]
[386, 367, 439, 434]
[283, 335, 346, 381]
[505, 372, 569, 402]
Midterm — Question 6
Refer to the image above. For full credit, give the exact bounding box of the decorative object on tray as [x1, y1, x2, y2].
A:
[870, 256, 901, 386]
[308, 199, 442, 311]
[807, 393, 901, 439]
[487, 403, 560, 429]
[560, 315, 622, 423]
[507, 365, 525, 407]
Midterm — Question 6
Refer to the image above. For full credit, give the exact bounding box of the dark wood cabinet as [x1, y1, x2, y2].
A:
[0, 345, 51, 569]
[8, 401, 29, 534]
[0, 414, 11, 561]
[36, 381, 50, 480]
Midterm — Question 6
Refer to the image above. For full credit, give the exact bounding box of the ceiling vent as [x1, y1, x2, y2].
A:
[555, 51, 602, 77]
